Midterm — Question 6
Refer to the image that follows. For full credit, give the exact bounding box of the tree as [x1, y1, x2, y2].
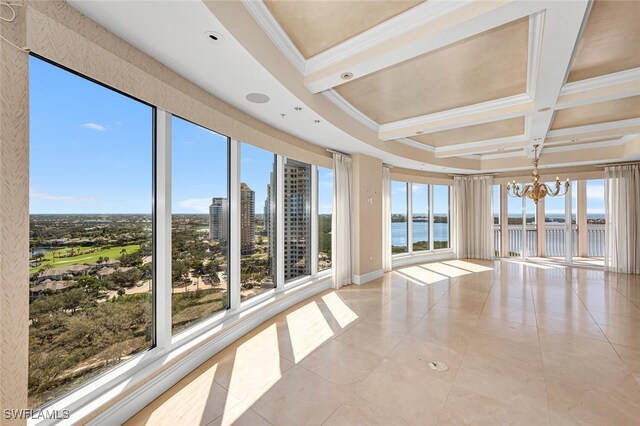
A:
[62, 288, 88, 314]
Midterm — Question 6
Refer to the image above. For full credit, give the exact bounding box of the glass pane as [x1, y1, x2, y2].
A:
[412, 184, 429, 251]
[433, 185, 450, 249]
[171, 117, 229, 334]
[29, 57, 153, 407]
[283, 158, 311, 282]
[391, 181, 408, 254]
[493, 185, 501, 225]
[586, 179, 605, 257]
[318, 167, 333, 272]
[544, 181, 566, 224]
[240, 143, 276, 300]
[507, 192, 523, 256]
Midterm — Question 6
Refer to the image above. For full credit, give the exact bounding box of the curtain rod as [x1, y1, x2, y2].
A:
[595, 161, 640, 168]
[326, 148, 350, 157]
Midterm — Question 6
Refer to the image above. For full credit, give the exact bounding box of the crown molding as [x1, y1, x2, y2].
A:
[547, 118, 640, 138]
[305, 0, 470, 75]
[321, 89, 379, 131]
[395, 138, 436, 153]
[241, 0, 306, 74]
[378, 93, 533, 141]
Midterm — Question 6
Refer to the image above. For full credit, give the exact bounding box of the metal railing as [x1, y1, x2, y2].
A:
[494, 224, 605, 258]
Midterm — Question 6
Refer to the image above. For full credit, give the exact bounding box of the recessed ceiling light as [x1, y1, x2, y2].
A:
[280, 113, 286, 118]
[341, 72, 353, 80]
[245, 93, 270, 104]
[416, 131, 424, 135]
[571, 138, 579, 142]
[534, 137, 542, 141]
[294, 106, 303, 111]
[204, 31, 224, 43]
[314, 119, 321, 123]
[538, 107, 551, 112]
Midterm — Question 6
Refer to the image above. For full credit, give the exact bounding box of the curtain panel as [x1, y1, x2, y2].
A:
[452, 175, 495, 260]
[605, 164, 640, 274]
[382, 167, 392, 272]
[332, 153, 354, 288]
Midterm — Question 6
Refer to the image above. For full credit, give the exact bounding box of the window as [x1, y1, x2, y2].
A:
[412, 184, 429, 252]
[318, 167, 333, 272]
[28, 57, 154, 407]
[544, 182, 566, 224]
[391, 181, 408, 253]
[283, 158, 311, 281]
[493, 185, 501, 225]
[240, 143, 276, 300]
[587, 179, 605, 257]
[171, 117, 229, 334]
[433, 185, 450, 249]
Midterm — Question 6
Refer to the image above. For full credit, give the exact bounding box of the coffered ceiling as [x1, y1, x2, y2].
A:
[246, 0, 640, 170]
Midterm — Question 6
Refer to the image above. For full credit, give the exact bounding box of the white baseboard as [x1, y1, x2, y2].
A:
[90, 278, 332, 425]
[352, 269, 384, 285]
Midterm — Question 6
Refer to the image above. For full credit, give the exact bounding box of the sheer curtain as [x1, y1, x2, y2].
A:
[332, 152, 354, 288]
[382, 166, 392, 272]
[452, 175, 494, 260]
[605, 164, 640, 274]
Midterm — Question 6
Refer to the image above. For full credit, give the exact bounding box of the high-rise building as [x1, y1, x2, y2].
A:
[240, 182, 256, 254]
[265, 170, 277, 278]
[209, 197, 228, 241]
[283, 159, 311, 280]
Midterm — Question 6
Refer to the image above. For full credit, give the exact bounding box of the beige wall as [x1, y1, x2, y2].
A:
[390, 167, 453, 185]
[0, 0, 29, 423]
[352, 153, 383, 277]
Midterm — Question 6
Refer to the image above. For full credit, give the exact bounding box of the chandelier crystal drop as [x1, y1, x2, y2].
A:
[506, 144, 569, 204]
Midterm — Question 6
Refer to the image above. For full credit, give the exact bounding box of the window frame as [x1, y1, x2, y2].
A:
[391, 181, 453, 258]
[28, 55, 334, 419]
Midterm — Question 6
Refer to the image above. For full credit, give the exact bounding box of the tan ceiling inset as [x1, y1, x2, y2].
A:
[567, 0, 640, 83]
[412, 117, 524, 147]
[551, 96, 640, 130]
[264, 0, 423, 58]
[335, 17, 528, 124]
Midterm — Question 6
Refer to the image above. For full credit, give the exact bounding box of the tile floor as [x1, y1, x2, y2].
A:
[127, 259, 640, 425]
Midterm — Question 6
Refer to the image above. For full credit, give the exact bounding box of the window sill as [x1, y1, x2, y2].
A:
[32, 271, 333, 426]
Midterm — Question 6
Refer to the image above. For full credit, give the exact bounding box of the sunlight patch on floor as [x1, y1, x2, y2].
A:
[420, 262, 471, 277]
[443, 259, 494, 273]
[396, 265, 449, 285]
[322, 292, 358, 329]
[286, 301, 334, 363]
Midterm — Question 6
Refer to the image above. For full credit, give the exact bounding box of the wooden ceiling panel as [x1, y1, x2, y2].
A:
[551, 96, 640, 130]
[335, 17, 529, 124]
[412, 117, 524, 147]
[264, 0, 423, 58]
[567, 0, 640, 83]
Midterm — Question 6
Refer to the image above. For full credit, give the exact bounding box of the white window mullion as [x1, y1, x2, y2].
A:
[407, 182, 413, 254]
[311, 165, 318, 276]
[155, 109, 172, 352]
[429, 185, 434, 251]
[277, 155, 285, 290]
[229, 139, 241, 310]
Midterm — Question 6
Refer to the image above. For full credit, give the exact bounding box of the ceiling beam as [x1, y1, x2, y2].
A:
[303, 0, 544, 94]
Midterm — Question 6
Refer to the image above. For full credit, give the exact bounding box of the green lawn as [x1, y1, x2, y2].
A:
[30, 244, 140, 274]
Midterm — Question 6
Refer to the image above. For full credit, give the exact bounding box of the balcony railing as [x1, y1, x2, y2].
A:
[493, 224, 605, 258]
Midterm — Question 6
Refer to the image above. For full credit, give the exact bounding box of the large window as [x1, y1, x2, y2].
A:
[240, 143, 277, 301]
[587, 179, 605, 257]
[27, 55, 334, 411]
[29, 57, 154, 407]
[390, 181, 451, 255]
[318, 167, 333, 272]
[433, 185, 450, 249]
[391, 181, 408, 253]
[171, 117, 229, 334]
[283, 158, 312, 282]
[493, 185, 501, 225]
[412, 184, 429, 252]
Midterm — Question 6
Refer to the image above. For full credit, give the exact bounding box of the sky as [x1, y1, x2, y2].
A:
[30, 56, 334, 215]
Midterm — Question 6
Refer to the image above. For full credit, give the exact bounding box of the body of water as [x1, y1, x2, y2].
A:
[392, 222, 449, 246]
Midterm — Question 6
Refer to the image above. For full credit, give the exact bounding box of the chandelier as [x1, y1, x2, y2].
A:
[506, 145, 569, 204]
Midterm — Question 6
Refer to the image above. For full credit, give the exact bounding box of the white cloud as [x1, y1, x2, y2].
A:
[30, 187, 96, 202]
[178, 198, 212, 213]
[587, 183, 605, 200]
[82, 122, 107, 131]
